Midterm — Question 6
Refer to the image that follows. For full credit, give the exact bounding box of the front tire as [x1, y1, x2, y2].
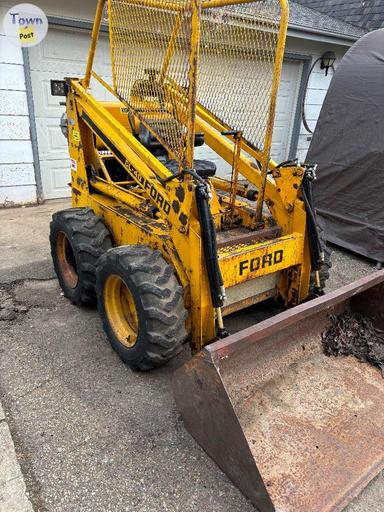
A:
[50, 208, 112, 306]
[96, 246, 188, 371]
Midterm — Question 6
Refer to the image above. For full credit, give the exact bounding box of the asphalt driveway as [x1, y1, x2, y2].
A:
[0, 200, 382, 512]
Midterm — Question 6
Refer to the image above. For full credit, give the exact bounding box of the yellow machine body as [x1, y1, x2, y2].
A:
[65, 0, 312, 352]
[51, 2, 384, 511]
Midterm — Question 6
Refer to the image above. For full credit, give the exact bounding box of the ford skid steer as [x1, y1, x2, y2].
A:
[50, 0, 384, 510]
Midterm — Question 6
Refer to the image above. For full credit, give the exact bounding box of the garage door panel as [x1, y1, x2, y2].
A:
[31, 71, 112, 120]
[89, 76, 116, 101]
[40, 160, 71, 199]
[271, 143, 287, 162]
[270, 61, 302, 161]
[194, 145, 232, 179]
[29, 28, 114, 199]
[271, 126, 285, 143]
[199, 53, 271, 146]
[198, 60, 302, 165]
[29, 30, 90, 73]
[35, 118, 69, 162]
[31, 73, 66, 119]
[29, 52, 86, 76]
[29, 31, 111, 75]
[98, 40, 113, 68]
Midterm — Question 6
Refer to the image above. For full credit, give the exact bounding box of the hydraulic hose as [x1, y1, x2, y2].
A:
[195, 181, 226, 310]
[302, 169, 324, 271]
[163, 169, 228, 336]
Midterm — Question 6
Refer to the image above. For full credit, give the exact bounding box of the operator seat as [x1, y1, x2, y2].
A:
[138, 124, 217, 179]
[162, 159, 216, 179]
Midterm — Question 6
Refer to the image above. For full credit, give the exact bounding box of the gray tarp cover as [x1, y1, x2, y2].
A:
[307, 29, 384, 262]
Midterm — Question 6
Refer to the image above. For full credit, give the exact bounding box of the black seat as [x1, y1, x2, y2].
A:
[138, 124, 167, 157]
[138, 123, 205, 156]
[138, 124, 216, 178]
[164, 159, 216, 179]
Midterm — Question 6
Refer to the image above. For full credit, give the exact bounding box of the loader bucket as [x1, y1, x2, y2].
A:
[173, 271, 384, 512]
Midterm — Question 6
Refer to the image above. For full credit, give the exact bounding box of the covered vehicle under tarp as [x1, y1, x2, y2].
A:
[306, 29, 384, 263]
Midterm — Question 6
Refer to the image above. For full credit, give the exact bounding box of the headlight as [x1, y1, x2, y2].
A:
[60, 112, 68, 139]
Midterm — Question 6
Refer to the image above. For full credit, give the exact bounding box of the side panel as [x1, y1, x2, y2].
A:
[219, 233, 304, 287]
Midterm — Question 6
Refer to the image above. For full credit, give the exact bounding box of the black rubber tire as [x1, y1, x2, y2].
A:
[309, 234, 332, 298]
[96, 245, 188, 371]
[50, 208, 112, 306]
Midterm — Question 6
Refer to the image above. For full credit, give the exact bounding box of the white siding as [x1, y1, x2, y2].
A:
[0, 13, 36, 207]
[285, 38, 348, 162]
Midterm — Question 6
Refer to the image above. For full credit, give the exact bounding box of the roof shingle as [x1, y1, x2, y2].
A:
[227, 2, 365, 40]
[289, 2, 366, 38]
[293, 0, 384, 31]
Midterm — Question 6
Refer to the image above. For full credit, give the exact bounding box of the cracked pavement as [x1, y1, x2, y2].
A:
[0, 199, 383, 512]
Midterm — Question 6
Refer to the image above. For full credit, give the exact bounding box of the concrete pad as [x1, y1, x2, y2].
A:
[0, 422, 22, 484]
[0, 282, 252, 512]
[12, 279, 63, 310]
[0, 420, 34, 512]
[347, 472, 384, 512]
[326, 245, 375, 291]
[0, 476, 34, 512]
[0, 199, 70, 281]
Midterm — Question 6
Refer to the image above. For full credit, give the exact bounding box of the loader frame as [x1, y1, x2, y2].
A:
[63, 0, 312, 351]
[51, 8, 384, 509]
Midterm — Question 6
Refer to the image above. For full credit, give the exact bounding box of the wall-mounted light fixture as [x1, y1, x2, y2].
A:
[301, 51, 337, 134]
[320, 51, 336, 76]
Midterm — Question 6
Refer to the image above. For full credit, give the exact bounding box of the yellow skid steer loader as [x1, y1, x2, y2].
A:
[49, 0, 384, 509]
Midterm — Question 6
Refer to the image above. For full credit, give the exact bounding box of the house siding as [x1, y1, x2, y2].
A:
[285, 38, 348, 163]
[0, 24, 36, 206]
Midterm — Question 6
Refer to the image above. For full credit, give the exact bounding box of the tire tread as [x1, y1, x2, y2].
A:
[97, 246, 187, 371]
[50, 208, 112, 306]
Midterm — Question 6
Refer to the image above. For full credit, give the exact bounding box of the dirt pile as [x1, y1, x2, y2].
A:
[322, 312, 384, 376]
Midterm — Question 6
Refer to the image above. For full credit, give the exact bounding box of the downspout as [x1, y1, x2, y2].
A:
[22, 47, 44, 204]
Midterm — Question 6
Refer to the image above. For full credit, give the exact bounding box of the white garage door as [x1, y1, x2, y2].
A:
[196, 59, 303, 177]
[28, 27, 303, 199]
[28, 27, 113, 199]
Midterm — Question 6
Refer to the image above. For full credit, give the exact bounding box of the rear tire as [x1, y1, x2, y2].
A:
[96, 246, 188, 371]
[50, 208, 112, 306]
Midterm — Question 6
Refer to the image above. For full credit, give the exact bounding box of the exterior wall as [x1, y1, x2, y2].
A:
[0, 7, 36, 206]
[285, 37, 349, 163]
[0, 0, 353, 204]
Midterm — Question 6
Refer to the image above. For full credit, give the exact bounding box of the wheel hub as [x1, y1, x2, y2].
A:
[56, 231, 79, 289]
[104, 274, 139, 348]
